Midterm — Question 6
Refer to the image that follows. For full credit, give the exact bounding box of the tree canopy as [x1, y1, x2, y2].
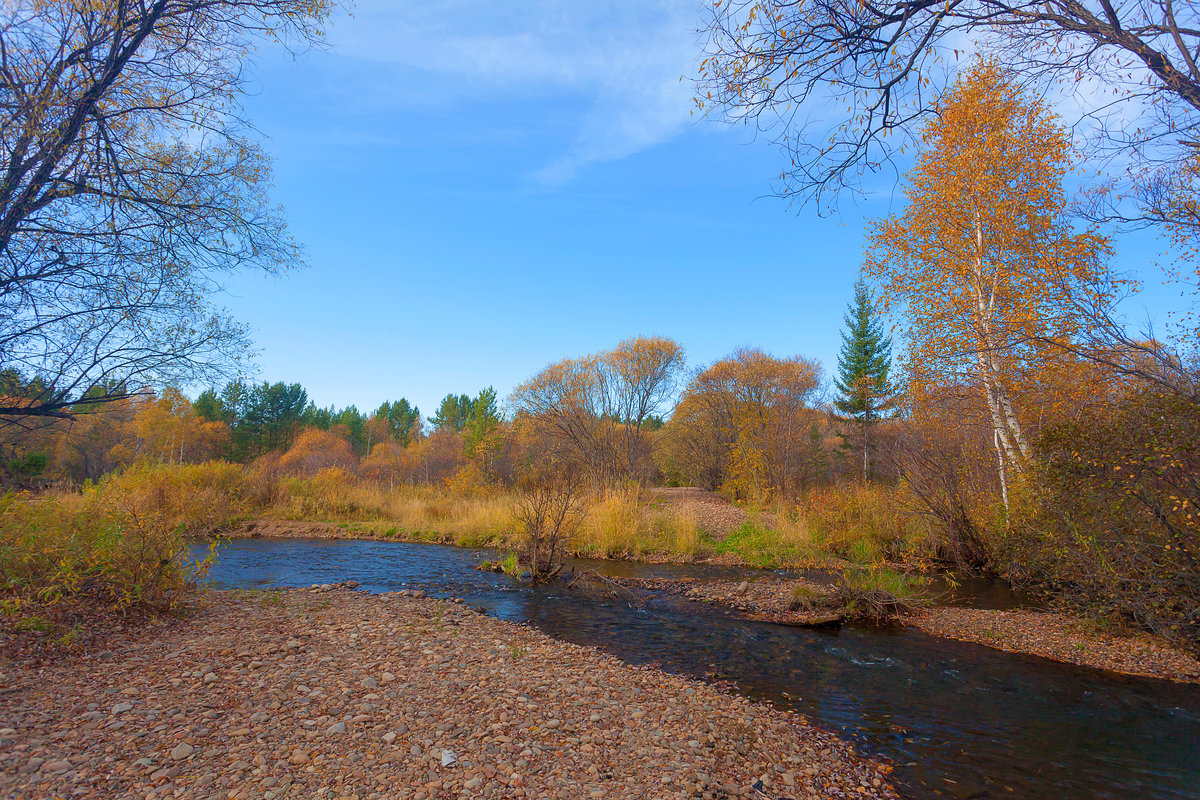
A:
[0, 0, 336, 425]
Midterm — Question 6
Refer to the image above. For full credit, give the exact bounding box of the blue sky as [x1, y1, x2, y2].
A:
[220, 0, 1180, 417]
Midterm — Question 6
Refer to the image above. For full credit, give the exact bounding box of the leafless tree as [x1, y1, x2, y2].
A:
[510, 336, 685, 486]
[513, 461, 582, 583]
[0, 0, 337, 425]
[698, 0, 1200, 231]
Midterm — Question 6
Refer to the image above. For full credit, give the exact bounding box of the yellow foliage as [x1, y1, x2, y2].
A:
[278, 428, 357, 476]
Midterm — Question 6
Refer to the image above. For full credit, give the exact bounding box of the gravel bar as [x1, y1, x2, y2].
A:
[0, 588, 898, 800]
[911, 606, 1200, 683]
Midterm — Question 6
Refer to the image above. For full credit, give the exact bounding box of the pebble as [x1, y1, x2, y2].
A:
[0, 589, 898, 800]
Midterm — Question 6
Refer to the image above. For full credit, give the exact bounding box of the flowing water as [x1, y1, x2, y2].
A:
[195, 538, 1200, 800]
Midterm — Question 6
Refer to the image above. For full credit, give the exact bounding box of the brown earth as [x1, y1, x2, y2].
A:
[232, 519, 379, 540]
[0, 588, 898, 800]
[646, 488, 762, 536]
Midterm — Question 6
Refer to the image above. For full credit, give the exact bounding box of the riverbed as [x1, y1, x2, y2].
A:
[198, 537, 1200, 800]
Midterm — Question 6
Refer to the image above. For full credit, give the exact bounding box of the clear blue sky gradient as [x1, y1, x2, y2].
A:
[218, 0, 1182, 418]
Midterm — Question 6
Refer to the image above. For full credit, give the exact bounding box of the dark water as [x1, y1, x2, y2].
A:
[194, 538, 1200, 800]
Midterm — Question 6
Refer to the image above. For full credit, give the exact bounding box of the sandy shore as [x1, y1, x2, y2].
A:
[0, 588, 897, 800]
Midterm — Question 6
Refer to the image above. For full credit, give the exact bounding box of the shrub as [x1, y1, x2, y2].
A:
[831, 566, 929, 622]
[796, 483, 934, 563]
[788, 582, 823, 612]
[444, 463, 492, 496]
[0, 485, 209, 611]
[97, 460, 249, 533]
[1015, 385, 1200, 656]
[514, 461, 582, 582]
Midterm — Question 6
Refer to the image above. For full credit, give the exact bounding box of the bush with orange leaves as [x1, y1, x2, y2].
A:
[277, 428, 357, 477]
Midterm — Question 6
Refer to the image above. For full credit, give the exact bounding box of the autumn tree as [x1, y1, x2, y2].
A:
[834, 280, 893, 481]
[0, 0, 336, 425]
[864, 62, 1113, 507]
[134, 387, 228, 464]
[52, 395, 140, 482]
[663, 347, 824, 500]
[511, 336, 686, 485]
[277, 428, 357, 477]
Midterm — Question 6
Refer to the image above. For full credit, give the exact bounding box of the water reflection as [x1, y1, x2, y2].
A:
[195, 538, 1200, 800]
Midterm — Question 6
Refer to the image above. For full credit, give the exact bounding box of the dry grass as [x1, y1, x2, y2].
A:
[794, 484, 937, 564]
[3, 463, 948, 607]
[267, 470, 517, 548]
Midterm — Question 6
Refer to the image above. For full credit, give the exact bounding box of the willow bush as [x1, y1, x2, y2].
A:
[1014, 385, 1200, 655]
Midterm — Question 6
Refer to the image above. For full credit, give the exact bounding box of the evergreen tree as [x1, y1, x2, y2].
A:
[375, 399, 421, 446]
[430, 393, 473, 432]
[834, 279, 893, 480]
[465, 387, 502, 463]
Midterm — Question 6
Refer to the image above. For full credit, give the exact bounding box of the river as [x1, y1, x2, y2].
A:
[194, 537, 1200, 800]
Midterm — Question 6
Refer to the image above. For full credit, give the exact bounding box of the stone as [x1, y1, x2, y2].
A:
[112, 702, 134, 713]
[382, 731, 397, 744]
[361, 676, 378, 689]
[170, 742, 194, 760]
[325, 722, 346, 736]
[202, 672, 218, 684]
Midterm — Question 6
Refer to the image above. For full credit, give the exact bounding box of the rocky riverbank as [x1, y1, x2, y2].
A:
[0, 588, 897, 800]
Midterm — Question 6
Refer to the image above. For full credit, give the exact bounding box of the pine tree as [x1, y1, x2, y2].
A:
[834, 279, 893, 481]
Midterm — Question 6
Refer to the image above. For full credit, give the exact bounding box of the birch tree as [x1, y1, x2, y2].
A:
[864, 62, 1114, 506]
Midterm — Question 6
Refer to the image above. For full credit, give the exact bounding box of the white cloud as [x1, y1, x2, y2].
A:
[330, 0, 702, 184]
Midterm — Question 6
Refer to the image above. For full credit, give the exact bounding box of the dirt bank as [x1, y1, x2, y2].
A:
[0, 588, 897, 800]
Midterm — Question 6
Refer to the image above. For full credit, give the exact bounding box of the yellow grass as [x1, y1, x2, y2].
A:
[5, 462, 943, 604]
